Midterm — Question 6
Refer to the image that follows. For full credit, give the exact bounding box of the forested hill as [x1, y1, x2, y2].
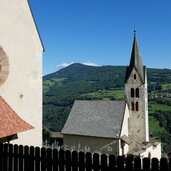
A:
[44, 63, 126, 90]
[43, 63, 171, 145]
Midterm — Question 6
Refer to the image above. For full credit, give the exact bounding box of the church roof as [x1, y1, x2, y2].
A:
[125, 31, 144, 82]
[0, 96, 33, 139]
[62, 100, 126, 139]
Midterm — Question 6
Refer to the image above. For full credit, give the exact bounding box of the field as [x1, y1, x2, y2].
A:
[149, 102, 171, 112]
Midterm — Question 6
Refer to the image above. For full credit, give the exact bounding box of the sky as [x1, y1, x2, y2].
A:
[29, 0, 171, 75]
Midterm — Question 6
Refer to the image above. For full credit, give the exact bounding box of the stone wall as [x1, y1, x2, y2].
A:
[125, 67, 149, 152]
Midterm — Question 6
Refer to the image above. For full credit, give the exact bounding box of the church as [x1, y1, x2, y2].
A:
[0, 1, 43, 146]
[62, 32, 161, 159]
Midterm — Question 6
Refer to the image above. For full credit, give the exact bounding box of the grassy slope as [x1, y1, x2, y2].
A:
[149, 102, 171, 111]
[80, 89, 125, 100]
[148, 81, 171, 146]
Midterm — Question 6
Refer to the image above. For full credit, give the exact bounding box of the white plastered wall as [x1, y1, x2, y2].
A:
[119, 103, 129, 156]
[139, 143, 161, 160]
[0, 0, 43, 146]
[63, 134, 118, 155]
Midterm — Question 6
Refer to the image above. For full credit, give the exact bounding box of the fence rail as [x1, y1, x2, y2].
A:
[0, 143, 170, 171]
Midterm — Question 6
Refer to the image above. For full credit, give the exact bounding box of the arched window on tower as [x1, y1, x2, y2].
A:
[131, 88, 134, 98]
[136, 102, 139, 111]
[132, 102, 134, 111]
[136, 88, 139, 98]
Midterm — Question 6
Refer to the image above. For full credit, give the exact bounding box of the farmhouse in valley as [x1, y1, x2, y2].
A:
[62, 32, 161, 159]
[0, 0, 43, 146]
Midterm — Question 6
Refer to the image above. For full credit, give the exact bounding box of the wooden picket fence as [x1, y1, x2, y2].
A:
[0, 143, 171, 171]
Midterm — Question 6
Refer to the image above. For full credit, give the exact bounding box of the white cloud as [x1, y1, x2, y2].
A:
[57, 62, 74, 70]
[82, 61, 98, 67]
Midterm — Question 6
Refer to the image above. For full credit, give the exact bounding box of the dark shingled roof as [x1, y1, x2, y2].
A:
[62, 100, 126, 138]
[0, 96, 33, 139]
[125, 31, 145, 83]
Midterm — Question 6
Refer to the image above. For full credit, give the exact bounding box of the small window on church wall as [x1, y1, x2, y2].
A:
[132, 102, 134, 111]
[131, 88, 134, 97]
[136, 88, 139, 98]
[136, 102, 139, 111]
[134, 74, 136, 79]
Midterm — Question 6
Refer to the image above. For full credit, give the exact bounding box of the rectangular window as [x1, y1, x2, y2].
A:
[132, 102, 134, 111]
[136, 102, 139, 111]
[136, 88, 139, 98]
[131, 88, 134, 98]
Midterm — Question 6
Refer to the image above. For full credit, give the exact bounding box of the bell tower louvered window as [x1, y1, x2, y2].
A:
[136, 88, 139, 98]
[132, 102, 134, 111]
[136, 102, 139, 111]
[131, 88, 134, 98]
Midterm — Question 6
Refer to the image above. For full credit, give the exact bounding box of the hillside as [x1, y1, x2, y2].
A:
[43, 63, 171, 145]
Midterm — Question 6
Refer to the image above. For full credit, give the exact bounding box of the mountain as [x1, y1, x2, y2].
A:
[44, 63, 126, 95]
[43, 63, 171, 145]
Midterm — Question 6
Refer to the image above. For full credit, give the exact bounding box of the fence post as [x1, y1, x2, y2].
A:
[3, 143, 8, 171]
[14, 144, 19, 171]
[160, 158, 168, 171]
[151, 158, 159, 171]
[143, 158, 150, 171]
[86, 152, 92, 171]
[109, 155, 116, 171]
[65, 150, 71, 171]
[134, 157, 141, 171]
[30, 146, 35, 171]
[102, 154, 108, 171]
[19, 145, 24, 171]
[101, 154, 108, 171]
[47, 148, 53, 171]
[35, 147, 40, 171]
[8, 144, 13, 171]
[0, 143, 3, 171]
[24, 145, 31, 171]
[52, 149, 58, 171]
[126, 156, 133, 171]
[169, 158, 171, 171]
[93, 153, 100, 171]
[117, 156, 125, 171]
[59, 150, 65, 171]
[41, 147, 47, 171]
[72, 151, 78, 171]
[79, 151, 85, 171]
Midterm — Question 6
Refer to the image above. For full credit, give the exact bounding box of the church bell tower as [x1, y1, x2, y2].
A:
[125, 31, 149, 152]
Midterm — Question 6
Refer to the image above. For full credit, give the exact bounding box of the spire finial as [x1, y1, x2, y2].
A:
[134, 30, 136, 36]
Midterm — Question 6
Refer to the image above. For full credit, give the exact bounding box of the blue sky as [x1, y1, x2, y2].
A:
[30, 0, 171, 75]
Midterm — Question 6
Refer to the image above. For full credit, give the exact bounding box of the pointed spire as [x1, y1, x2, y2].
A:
[125, 31, 144, 82]
[129, 30, 143, 69]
